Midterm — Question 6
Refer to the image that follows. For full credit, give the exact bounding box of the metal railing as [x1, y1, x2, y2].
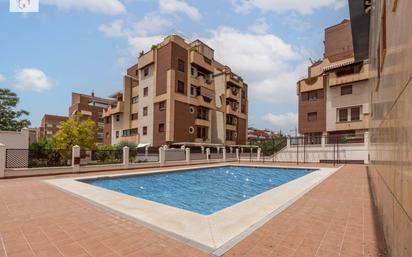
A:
[81, 149, 123, 166]
[6, 148, 72, 168]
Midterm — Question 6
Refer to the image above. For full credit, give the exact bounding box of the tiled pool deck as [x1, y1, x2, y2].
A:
[0, 163, 387, 257]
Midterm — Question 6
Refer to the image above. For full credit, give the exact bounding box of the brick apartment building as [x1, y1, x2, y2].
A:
[37, 114, 68, 139]
[297, 19, 370, 143]
[69, 92, 115, 144]
[104, 35, 248, 147]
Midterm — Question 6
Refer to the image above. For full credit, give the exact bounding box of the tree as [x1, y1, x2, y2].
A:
[115, 141, 137, 150]
[0, 88, 31, 131]
[52, 113, 96, 150]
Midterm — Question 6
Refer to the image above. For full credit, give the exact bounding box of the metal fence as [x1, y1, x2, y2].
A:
[6, 148, 72, 168]
[130, 147, 159, 163]
[80, 149, 123, 166]
[189, 147, 207, 160]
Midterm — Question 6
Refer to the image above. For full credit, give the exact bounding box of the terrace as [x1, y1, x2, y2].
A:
[0, 162, 386, 257]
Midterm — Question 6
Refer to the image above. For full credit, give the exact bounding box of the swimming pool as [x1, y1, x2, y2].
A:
[83, 166, 313, 215]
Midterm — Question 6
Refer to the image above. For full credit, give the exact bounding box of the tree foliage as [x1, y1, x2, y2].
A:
[52, 113, 95, 150]
[115, 141, 137, 150]
[0, 88, 31, 131]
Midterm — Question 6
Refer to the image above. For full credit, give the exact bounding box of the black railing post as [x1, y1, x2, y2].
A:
[296, 137, 299, 165]
[303, 135, 306, 163]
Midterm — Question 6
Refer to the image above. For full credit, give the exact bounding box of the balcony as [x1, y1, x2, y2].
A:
[191, 75, 213, 88]
[190, 51, 213, 73]
[226, 104, 239, 116]
[104, 102, 124, 116]
[228, 74, 243, 87]
[137, 50, 155, 69]
[226, 87, 240, 100]
[195, 118, 210, 127]
[328, 63, 369, 87]
[226, 124, 237, 131]
[299, 75, 324, 93]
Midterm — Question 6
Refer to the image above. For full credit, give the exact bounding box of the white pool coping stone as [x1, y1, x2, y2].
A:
[45, 163, 342, 256]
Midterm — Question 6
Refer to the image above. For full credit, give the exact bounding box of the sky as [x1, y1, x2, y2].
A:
[0, 0, 349, 133]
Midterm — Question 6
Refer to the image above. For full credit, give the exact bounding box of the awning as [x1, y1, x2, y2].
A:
[322, 59, 355, 72]
[137, 143, 151, 148]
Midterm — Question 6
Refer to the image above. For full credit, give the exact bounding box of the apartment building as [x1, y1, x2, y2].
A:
[69, 92, 115, 144]
[297, 19, 370, 143]
[38, 114, 68, 139]
[104, 35, 248, 147]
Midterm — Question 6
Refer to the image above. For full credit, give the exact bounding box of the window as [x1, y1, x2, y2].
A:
[143, 67, 149, 77]
[341, 85, 353, 95]
[105, 132, 109, 139]
[143, 87, 148, 97]
[135, 70, 138, 77]
[351, 107, 361, 121]
[142, 126, 147, 135]
[307, 112, 317, 122]
[130, 128, 138, 136]
[241, 89, 246, 99]
[190, 85, 200, 97]
[143, 107, 148, 116]
[116, 115, 120, 122]
[105, 117, 111, 124]
[191, 67, 196, 76]
[197, 107, 209, 120]
[132, 96, 138, 104]
[307, 90, 318, 101]
[159, 101, 166, 111]
[226, 115, 237, 125]
[226, 130, 235, 141]
[131, 113, 138, 120]
[241, 104, 246, 114]
[196, 126, 208, 139]
[178, 59, 185, 72]
[122, 130, 130, 137]
[158, 123, 165, 133]
[115, 131, 119, 138]
[177, 80, 185, 94]
[338, 108, 348, 122]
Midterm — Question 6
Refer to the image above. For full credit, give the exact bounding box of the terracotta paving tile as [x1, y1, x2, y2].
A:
[0, 164, 387, 257]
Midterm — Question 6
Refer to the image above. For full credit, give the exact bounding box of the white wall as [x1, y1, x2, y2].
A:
[0, 128, 29, 149]
[274, 132, 369, 164]
[326, 80, 370, 131]
[139, 64, 155, 145]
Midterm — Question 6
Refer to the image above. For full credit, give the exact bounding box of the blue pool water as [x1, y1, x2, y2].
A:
[83, 166, 313, 215]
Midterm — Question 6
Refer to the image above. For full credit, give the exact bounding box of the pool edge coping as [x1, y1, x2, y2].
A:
[44, 163, 343, 256]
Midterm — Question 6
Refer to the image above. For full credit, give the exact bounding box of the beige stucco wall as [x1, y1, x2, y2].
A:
[0, 128, 29, 149]
[139, 63, 155, 145]
[326, 79, 370, 132]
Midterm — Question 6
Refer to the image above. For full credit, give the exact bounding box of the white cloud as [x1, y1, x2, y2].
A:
[99, 18, 166, 68]
[248, 18, 269, 34]
[133, 13, 174, 36]
[283, 16, 311, 32]
[0, 74, 5, 83]
[202, 27, 307, 104]
[13, 68, 53, 92]
[159, 0, 202, 21]
[230, 0, 346, 14]
[262, 112, 298, 131]
[42, 0, 126, 15]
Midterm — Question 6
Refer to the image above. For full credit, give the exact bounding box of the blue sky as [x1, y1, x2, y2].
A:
[0, 0, 349, 133]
